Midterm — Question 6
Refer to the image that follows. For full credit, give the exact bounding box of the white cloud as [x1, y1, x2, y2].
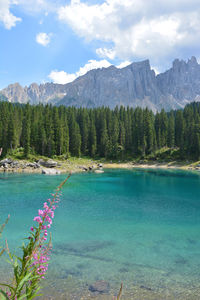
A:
[0, 0, 21, 29]
[57, 0, 200, 64]
[96, 48, 116, 60]
[48, 70, 76, 84]
[77, 59, 111, 77]
[36, 32, 52, 46]
[48, 59, 112, 84]
[48, 59, 134, 84]
[117, 61, 131, 69]
[17, 0, 51, 14]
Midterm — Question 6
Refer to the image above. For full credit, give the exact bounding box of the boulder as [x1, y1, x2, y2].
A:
[38, 159, 58, 168]
[42, 168, 61, 175]
[26, 163, 35, 168]
[0, 158, 13, 166]
[33, 162, 40, 168]
[82, 166, 88, 171]
[11, 160, 19, 166]
[26, 162, 40, 168]
[89, 281, 110, 294]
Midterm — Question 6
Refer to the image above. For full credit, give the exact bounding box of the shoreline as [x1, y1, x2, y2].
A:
[104, 161, 200, 171]
[0, 158, 200, 174]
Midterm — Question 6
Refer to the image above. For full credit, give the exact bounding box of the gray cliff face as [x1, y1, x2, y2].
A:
[2, 83, 29, 103]
[1, 57, 200, 111]
[58, 60, 162, 111]
[156, 56, 200, 101]
[26, 82, 66, 104]
[1, 82, 66, 104]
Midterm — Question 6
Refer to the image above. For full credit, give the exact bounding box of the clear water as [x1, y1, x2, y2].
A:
[1, 169, 200, 299]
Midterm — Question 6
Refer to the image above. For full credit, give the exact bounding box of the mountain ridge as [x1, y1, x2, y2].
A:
[1, 57, 200, 112]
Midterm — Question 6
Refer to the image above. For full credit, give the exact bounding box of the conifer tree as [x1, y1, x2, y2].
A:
[22, 105, 31, 157]
[167, 112, 175, 148]
[89, 119, 97, 157]
[69, 115, 81, 157]
[99, 116, 109, 157]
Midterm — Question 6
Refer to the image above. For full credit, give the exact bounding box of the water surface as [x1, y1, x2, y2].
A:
[1, 169, 200, 299]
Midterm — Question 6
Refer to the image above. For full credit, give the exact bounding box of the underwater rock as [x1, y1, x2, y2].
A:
[119, 267, 129, 273]
[89, 280, 110, 294]
[174, 255, 187, 265]
[59, 269, 82, 279]
[140, 285, 153, 291]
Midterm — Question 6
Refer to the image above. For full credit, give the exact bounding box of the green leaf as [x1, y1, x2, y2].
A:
[17, 293, 30, 300]
[26, 286, 42, 300]
[17, 273, 32, 291]
[14, 265, 19, 284]
[5, 259, 13, 265]
[28, 293, 43, 300]
[13, 254, 23, 263]
[7, 250, 13, 261]
[0, 283, 15, 292]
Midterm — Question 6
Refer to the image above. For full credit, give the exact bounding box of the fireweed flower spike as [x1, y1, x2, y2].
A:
[0, 174, 71, 300]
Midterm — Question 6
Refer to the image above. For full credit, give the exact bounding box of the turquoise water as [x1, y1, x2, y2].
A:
[1, 169, 200, 298]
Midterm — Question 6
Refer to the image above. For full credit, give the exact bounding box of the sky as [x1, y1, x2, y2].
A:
[0, 0, 200, 89]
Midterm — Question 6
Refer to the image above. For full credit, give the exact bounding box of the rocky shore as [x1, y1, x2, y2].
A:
[0, 158, 104, 175]
[0, 157, 200, 175]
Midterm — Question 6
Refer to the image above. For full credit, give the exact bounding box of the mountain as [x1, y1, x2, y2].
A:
[1, 57, 200, 111]
[1, 82, 66, 105]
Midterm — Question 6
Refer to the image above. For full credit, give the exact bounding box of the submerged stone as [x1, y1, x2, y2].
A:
[89, 280, 110, 294]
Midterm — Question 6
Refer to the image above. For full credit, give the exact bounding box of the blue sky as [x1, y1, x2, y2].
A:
[0, 0, 200, 89]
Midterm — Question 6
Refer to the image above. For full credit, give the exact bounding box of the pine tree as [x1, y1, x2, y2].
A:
[167, 112, 175, 148]
[89, 119, 97, 157]
[144, 109, 154, 154]
[22, 106, 31, 157]
[37, 124, 47, 156]
[7, 116, 18, 151]
[160, 109, 168, 147]
[99, 116, 109, 157]
[69, 115, 81, 157]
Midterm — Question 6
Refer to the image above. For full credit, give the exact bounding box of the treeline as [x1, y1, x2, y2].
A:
[0, 102, 200, 160]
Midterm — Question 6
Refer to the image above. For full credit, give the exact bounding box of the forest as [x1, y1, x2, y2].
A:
[0, 101, 200, 160]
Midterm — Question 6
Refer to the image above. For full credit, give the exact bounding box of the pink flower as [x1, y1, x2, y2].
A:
[38, 209, 44, 216]
[33, 216, 42, 223]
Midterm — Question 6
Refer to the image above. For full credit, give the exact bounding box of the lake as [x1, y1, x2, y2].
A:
[1, 169, 200, 299]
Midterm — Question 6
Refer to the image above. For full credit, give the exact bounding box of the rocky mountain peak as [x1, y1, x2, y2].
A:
[129, 59, 151, 70]
[1, 57, 200, 111]
[188, 56, 198, 66]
